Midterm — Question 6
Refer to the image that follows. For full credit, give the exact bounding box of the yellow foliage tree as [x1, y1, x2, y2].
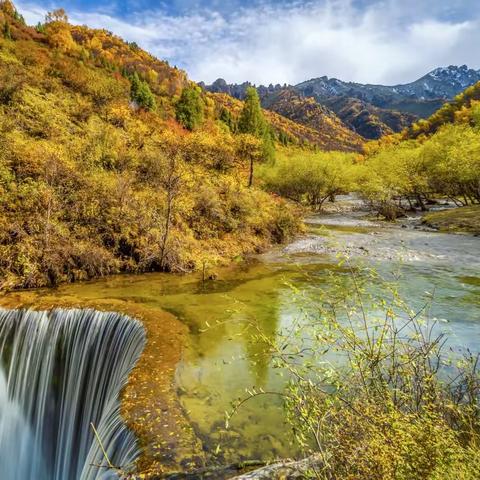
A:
[44, 9, 76, 53]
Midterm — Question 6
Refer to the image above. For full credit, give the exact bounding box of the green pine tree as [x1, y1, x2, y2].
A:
[219, 107, 236, 132]
[238, 87, 275, 184]
[13, 10, 25, 24]
[175, 85, 205, 131]
[3, 22, 11, 40]
[238, 87, 265, 136]
[130, 72, 156, 111]
[35, 22, 46, 33]
[279, 130, 291, 146]
[262, 127, 276, 164]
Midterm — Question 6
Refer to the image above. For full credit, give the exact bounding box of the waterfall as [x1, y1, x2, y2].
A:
[0, 308, 146, 480]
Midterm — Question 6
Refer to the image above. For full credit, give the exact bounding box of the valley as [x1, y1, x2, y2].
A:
[0, 1, 479, 479]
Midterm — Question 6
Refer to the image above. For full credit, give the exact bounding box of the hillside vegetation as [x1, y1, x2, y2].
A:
[0, 1, 302, 289]
[259, 90, 480, 220]
[213, 91, 363, 152]
[260, 89, 364, 150]
[406, 80, 480, 138]
[205, 79, 413, 141]
[323, 95, 417, 139]
[357, 81, 480, 218]
[1, 0, 478, 291]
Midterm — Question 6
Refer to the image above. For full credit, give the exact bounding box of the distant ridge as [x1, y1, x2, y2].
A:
[202, 65, 480, 139]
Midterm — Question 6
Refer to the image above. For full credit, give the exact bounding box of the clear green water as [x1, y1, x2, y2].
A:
[21, 216, 480, 464]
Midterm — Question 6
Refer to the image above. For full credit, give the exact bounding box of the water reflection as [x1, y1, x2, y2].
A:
[5, 217, 479, 465]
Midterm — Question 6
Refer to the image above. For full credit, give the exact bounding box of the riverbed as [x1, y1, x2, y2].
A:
[2, 211, 479, 476]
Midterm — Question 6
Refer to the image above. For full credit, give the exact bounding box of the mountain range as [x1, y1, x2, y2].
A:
[202, 65, 480, 139]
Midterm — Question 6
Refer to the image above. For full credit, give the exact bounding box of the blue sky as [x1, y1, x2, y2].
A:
[15, 0, 480, 85]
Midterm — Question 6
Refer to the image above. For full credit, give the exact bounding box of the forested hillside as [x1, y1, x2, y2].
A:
[2, 0, 478, 291]
[213, 92, 363, 152]
[260, 82, 480, 221]
[0, 1, 302, 289]
[406, 80, 480, 138]
[261, 89, 364, 151]
[357, 85, 480, 218]
[322, 96, 417, 139]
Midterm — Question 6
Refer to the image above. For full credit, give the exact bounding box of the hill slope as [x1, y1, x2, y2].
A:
[322, 96, 417, 139]
[405, 80, 480, 138]
[0, 2, 302, 289]
[264, 90, 363, 151]
[219, 89, 363, 151]
[208, 87, 363, 151]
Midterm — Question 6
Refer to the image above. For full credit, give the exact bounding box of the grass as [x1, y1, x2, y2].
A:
[423, 206, 480, 235]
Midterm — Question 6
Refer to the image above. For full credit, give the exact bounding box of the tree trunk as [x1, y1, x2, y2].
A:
[248, 157, 254, 188]
[159, 191, 173, 271]
[416, 194, 427, 211]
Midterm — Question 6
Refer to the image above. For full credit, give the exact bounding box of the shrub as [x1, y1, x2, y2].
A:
[262, 151, 358, 209]
[232, 264, 480, 479]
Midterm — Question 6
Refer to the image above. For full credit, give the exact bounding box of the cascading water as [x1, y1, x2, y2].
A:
[0, 308, 146, 479]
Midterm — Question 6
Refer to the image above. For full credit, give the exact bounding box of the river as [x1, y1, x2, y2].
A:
[2, 211, 479, 474]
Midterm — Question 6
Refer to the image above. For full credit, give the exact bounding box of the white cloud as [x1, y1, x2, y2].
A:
[15, 0, 480, 85]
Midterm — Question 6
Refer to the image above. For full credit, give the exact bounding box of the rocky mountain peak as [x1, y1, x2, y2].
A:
[425, 65, 480, 89]
[202, 65, 480, 140]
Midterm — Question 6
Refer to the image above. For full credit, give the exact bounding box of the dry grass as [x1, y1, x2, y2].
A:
[423, 206, 480, 234]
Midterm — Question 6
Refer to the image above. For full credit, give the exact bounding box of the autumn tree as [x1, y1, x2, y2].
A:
[45, 8, 68, 23]
[0, 0, 15, 16]
[158, 152, 186, 270]
[422, 123, 480, 205]
[175, 85, 204, 131]
[236, 134, 264, 188]
[44, 9, 75, 52]
[0, 0, 14, 39]
[263, 151, 357, 209]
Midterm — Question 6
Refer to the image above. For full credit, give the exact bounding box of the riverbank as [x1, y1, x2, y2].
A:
[1, 205, 479, 479]
[422, 205, 480, 235]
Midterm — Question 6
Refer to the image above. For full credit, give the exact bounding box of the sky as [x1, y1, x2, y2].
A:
[14, 0, 480, 86]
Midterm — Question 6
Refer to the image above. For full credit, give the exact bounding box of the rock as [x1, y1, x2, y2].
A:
[232, 456, 322, 479]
